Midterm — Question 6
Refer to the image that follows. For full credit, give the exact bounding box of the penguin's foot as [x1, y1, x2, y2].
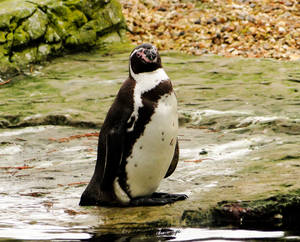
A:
[130, 192, 188, 206]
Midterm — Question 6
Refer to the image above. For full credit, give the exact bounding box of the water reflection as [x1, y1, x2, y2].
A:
[87, 228, 297, 242]
[2, 227, 300, 241]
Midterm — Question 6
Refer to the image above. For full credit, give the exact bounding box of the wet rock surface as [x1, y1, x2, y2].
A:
[0, 0, 126, 78]
[0, 51, 300, 238]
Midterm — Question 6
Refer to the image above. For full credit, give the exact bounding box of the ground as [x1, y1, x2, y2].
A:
[120, 0, 300, 60]
[0, 49, 299, 239]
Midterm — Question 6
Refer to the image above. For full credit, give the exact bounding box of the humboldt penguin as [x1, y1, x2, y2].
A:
[80, 43, 187, 206]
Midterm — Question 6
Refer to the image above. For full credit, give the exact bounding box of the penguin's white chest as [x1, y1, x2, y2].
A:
[125, 92, 178, 198]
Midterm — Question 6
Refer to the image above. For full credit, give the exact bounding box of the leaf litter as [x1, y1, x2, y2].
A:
[120, 0, 300, 60]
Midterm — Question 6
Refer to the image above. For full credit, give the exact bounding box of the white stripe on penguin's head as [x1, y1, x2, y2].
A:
[130, 47, 143, 58]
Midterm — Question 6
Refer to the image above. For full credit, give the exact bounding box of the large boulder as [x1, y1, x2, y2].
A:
[0, 0, 126, 78]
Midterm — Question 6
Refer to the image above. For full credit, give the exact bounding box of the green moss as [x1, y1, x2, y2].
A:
[0, 45, 7, 57]
[65, 34, 78, 45]
[11, 47, 37, 65]
[96, 40, 133, 55]
[70, 9, 88, 27]
[0, 12, 11, 29]
[3, 32, 13, 53]
[0, 1, 35, 29]
[181, 209, 212, 227]
[24, 9, 48, 40]
[0, 73, 63, 126]
[77, 27, 97, 45]
[93, 13, 113, 32]
[51, 41, 63, 52]
[0, 0, 127, 77]
[47, 6, 74, 39]
[44, 26, 61, 43]
[37, 44, 51, 60]
[212, 189, 300, 229]
[96, 32, 120, 46]
[105, 0, 124, 25]
[0, 31, 6, 43]
[13, 26, 30, 46]
[49, 4, 71, 21]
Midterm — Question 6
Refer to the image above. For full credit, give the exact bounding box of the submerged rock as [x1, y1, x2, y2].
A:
[0, 0, 126, 78]
[210, 190, 300, 229]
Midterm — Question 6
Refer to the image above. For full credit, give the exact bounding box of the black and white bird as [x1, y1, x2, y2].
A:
[80, 43, 187, 206]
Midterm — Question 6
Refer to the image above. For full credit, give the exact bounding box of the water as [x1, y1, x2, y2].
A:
[0, 227, 299, 241]
[1, 125, 299, 242]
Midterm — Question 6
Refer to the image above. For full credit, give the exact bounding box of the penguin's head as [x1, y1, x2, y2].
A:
[129, 43, 162, 75]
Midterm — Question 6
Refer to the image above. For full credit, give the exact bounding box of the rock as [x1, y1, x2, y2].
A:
[0, 31, 6, 43]
[13, 26, 31, 47]
[97, 32, 121, 46]
[210, 190, 300, 229]
[11, 47, 38, 65]
[24, 9, 48, 40]
[44, 26, 61, 43]
[1, 51, 300, 234]
[0, 0, 127, 77]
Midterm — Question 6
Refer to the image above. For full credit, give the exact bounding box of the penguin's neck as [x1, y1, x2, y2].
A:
[129, 66, 169, 93]
[127, 65, 170, 132]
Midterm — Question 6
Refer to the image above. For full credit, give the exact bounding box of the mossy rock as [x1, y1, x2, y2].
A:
[44, 26, 61, 43]
[0, 31, 6, 43]
[0, 0, 127, 78]
[13, 26, 31, 47]
[211, 189, 300, 229]
[23, 8, 48, 40]
[11, 47, 38, 65]
[0, 1, 36, 29]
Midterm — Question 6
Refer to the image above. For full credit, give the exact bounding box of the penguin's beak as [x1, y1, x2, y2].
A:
[145, 49, 157, 62]
[136, 47, 158, 63]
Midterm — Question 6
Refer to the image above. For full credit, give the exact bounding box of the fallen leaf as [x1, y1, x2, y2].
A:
[49, 132, 99, 143]
[0, 79, 11, 86]
[20, 192, 49, 197]
[0, 166, 34, 170]
[184, 158, 213, 163]
[67, 181, 89, 186]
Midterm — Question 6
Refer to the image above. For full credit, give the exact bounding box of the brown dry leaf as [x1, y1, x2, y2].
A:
[64, 209, 84, 216]
[0, 79, 11, 86]
[67, 181, 89, 187]
[48, 132, 99, 143]
[184, 158, 213, 163]
[0, 165, 34, 170]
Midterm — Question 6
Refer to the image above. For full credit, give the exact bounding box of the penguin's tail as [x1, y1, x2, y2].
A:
[79, 180, 116, 206]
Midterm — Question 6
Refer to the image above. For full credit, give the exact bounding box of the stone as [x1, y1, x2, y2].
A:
[0, 0, 127, 77]
[97, 32, 121, 46]
[44, 26, 61, 43]
[23, 9, 48, 40]
[13, 26, 31, 47]
[0, 31, 6, 43]
[1, 51, 300, 232]
[37, 44, 52, 61]
[0, 1, 35, 29]
[11, 47, 37, 65]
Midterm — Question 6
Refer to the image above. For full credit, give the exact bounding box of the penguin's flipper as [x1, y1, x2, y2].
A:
[100, 126, 125, 190]
[164, 138, 179, 178]
[130, 192, 188, 206]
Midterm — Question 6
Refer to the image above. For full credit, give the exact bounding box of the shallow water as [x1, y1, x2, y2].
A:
[1, 226, 299, 241]
[0, 52, 299, 240]
[0, 125, 299, 241]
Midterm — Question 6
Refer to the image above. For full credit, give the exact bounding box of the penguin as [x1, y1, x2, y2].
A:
[79, 43, 188, 206]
